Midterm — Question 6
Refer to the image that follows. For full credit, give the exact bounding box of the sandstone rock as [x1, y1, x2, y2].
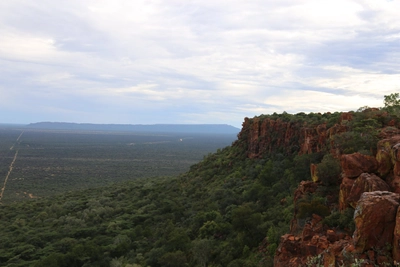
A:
[387, 175, 400, 194]
[379, 127, 400, 139]
[322, 239, 352, 267]
[341, 153, 378, 178]
[274, 234, 302, 267]
[326, 229, 338, 243]
[376, 136, 400, 192]
[239, 116, 350, 159]
[353, 191, 400, 253]
[291, 181, 319, 233]
[392, 205, 400, 262]
[275, 214, 335, 267]
[376, 136, 400, 177]
[310, 163, 319, 182]
[301, 124, 328, 155]
[339, 112, 353, 123]
[323, 251, 335, 267]
[293, 181, 318, 202]
[347, 173, 390, 208]
[339, 177, 355, 210]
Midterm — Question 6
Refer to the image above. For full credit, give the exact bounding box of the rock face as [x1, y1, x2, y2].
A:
[270, 126, 400, 265]
[393, 206, 400, 262]
[239, 115, 350, 158]
[274, 215, 344, 267]
[347, 173, 391, 208]
[237, 111, 400, 265]
[340, 153, 378, 178]
[376, 136, 400, 192]
[353, 191, 400, 253]
[310, 164, 319, 182]
[276, 191, 400, 266]
[290, 181, 319, 233]
[376, 136, 400, 177]
[339, 177, 355, 211]
[293, 181, 318, 202]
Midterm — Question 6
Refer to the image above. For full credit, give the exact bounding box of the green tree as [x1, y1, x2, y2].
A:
[316, 154, 341, 185]
[158, 251, 188, 267]
[191, 239, 215, 267]
[384, 93, 400, 113]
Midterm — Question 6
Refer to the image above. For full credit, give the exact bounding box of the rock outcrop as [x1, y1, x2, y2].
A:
[275, 214, 347, 267]
[376, 136, 400, 192]
[276, 191, 400, 266]
[237, 110, 400, 265]
[347, 173, 391, 208]
[339, 177, 355, 211]
[239, 114, 351, 158]
[340, 153, 378, 178]
[353, 191, 400, 253]
[392, 206, 400, 262]
[270, 114, 400, 265]
[376, 136, 400, 177]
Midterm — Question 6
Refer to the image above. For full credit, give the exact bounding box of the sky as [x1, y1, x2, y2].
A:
[0, 0, 399, 128]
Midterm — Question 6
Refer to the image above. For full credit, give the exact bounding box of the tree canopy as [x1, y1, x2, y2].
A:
[384, 93, 400, 113]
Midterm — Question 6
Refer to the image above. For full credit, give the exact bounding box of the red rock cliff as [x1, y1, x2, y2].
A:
[238, 114, 350, 158]
[266, 110, 400, 266]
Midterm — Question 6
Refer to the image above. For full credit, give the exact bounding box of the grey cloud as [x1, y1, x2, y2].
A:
[0, 0, 399, 125]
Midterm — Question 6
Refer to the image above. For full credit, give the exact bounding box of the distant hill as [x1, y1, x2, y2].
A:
[27, 122, 240, 134]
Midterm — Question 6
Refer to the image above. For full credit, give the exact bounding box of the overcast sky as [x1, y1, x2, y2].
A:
[0, 0, 399, 127]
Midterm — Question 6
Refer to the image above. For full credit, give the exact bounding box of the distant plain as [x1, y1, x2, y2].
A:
[0, 125, 236, 203]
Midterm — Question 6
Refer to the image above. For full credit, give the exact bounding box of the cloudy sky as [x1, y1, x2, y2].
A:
[0, 0, 399, 127]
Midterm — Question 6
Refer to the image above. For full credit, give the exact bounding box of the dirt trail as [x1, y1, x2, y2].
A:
[1, 131, 23, 202]
[0, 150, 19, 202]
[10, 131, 23, 151]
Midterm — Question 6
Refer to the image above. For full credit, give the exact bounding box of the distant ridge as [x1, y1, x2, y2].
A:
[27, 122, 240, 134]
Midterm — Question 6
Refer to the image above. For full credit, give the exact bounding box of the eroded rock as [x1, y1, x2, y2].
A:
[347, 173, 390, 208]
[353, 191, 400, 253]
[340, 153, 378, 178]
[339, 177, 355, 211]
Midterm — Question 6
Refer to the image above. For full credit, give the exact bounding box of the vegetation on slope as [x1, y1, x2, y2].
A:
[0, 94, 399, 267]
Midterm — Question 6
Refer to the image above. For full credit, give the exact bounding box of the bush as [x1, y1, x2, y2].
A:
[323, 208, 355, 232]
[317, 154, 341, 185]
[297, 197, 330, 220]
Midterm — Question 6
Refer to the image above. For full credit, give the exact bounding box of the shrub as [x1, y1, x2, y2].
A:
[316, 154, 341, 185]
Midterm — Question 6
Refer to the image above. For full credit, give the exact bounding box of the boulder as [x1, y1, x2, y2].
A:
[347, 173, 391, 208]
[353, 191, 400, 253]
[341, 153, 378, 178]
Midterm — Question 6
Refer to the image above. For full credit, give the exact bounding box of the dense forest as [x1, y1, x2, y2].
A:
[1, 94, 400, 266]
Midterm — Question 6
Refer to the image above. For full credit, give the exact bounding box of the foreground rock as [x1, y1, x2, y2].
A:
[353, 191, 400, 253]
[347, 173, 391, 208]
[376, 136, 400, 192]
[340, 153, 378, 178]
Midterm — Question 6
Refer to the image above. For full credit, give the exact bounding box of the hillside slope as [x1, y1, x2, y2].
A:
[1, 104, 400, 266]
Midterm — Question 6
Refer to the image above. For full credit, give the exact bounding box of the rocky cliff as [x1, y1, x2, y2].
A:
[238, 113, 349, 158]
[239, 110, 400, 266]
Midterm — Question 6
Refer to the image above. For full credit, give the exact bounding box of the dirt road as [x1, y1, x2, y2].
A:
[0, 131, 23, 202]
